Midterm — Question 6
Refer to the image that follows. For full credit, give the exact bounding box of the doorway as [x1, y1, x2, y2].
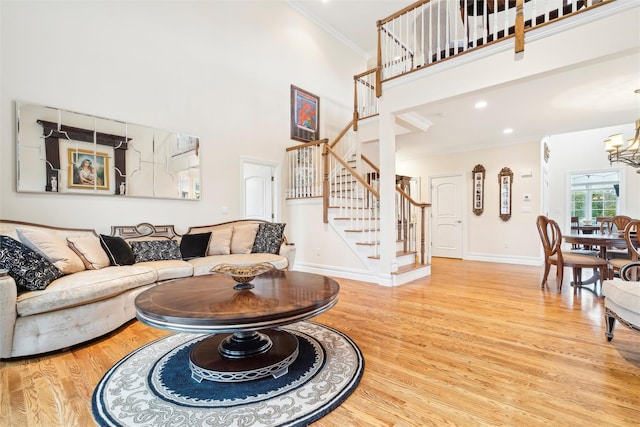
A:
[241, 159, 278, 221]
[430, 174, 464, 258]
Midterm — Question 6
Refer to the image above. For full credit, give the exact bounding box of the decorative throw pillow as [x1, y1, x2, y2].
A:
[99, 235, 135, 266]
[67, 235, 110, 270]
[252, 223, 286, 254]
[0, 235, 63, 292]
[208, 228, 233, 255]
[16, 227, 86, 274]
[180, 232, 211, 260]
[130, 240, 182, 263]
[230, 224, 259, 254]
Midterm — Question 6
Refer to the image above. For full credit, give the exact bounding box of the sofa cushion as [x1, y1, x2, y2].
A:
[231, 224, 259, 254]
[208, 228, 233, 255]
[134, 259, 194, 281]
[16, 227, 85, 274]
[180, 232, 211, 260]
[67, 235, 110, 270]
[100, 235, 135, 266]
[130, 240, 182, 263]
[0, 235, 63, 292]
[252, 223, 286, 254]
[15, 265, 158, 317]
[188, 253, 288, 276]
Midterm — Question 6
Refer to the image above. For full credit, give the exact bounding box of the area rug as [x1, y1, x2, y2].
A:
[92, 322, 364, 427]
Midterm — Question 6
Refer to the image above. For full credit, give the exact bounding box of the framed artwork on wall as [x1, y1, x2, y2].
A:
[290, 85, 320, 142]
[472, 164, 485, 216]
[67, 148, 110, 190]
[498, 167, 513, 221]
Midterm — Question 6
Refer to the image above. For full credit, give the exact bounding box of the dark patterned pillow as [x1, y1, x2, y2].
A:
[130, 240, 182, 263]
[251, 223, 286, 254]
[0, 235, 63, 292]
[180, 232, 211, 260]
[100, 235, 135, 266]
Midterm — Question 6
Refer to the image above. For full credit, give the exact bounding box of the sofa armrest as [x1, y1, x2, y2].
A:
[279, 243, 296, 270]
[0, 275, 18, 358]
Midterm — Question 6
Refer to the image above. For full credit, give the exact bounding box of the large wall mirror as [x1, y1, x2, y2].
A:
[16, 102, 201, 200]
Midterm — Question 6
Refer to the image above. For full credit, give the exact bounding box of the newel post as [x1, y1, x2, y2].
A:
[322, 143, 329, 224]
[376, 20, 382, 98]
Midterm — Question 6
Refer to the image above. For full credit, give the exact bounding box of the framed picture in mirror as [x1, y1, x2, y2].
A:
[67, 148, 110, 190]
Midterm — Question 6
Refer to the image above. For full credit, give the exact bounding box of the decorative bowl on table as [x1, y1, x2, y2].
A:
[210, 263, 275, 290]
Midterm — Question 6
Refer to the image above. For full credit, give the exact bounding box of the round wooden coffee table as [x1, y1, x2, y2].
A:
[135, 270, 339, 383]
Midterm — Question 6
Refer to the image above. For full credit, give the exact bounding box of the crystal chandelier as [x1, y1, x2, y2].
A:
[604, 90, 640, 173]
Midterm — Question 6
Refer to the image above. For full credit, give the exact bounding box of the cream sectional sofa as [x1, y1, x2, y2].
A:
[0, 219, 294, 359]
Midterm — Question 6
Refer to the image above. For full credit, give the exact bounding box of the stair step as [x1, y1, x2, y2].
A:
[355, 241, 379, 246]
[368, 250, 415, 260]
[328, 205, 375, 210]
[392, 262, 429, 275]
[333, 217, 380, 221]
[344, 228, 380, 233]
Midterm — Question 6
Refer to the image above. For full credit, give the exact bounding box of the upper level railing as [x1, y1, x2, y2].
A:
[353, 68, 379, 128]
[377, 0, 611, 83]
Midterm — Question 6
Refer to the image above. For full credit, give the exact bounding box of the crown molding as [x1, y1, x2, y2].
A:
[285, 0, 370, 60]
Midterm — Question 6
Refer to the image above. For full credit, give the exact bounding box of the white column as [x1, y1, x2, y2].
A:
[378, 96, 397, 278]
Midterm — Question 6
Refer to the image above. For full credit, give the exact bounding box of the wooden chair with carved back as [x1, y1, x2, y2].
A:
[607, 219, 640, 279]
[536, 215, 608, 293]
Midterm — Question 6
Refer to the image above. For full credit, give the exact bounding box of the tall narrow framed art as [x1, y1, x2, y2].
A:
[498, 167, 513, 222]
[472, 164, 485, 216]
[290, 85, 320, 142]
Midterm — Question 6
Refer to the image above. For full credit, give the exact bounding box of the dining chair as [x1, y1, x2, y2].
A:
[600, 215, 633, 259]
[608, 219, 639, 279]
[536, 215, 608, 293]
[570, 216, 580, 249]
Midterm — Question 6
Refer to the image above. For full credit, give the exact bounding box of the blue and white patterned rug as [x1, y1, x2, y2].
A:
[92, 322, 364, 427]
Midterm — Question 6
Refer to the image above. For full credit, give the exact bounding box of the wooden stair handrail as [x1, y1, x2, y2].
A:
[395, 185, 430, 209]
[324, 144, 379, 198]
[286, 138, 328, 152]
[361, 154, 380, 174]
[329, 120, 356, 149]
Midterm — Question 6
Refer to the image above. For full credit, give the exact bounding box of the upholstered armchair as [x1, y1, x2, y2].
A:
[602, 262, 640, 341]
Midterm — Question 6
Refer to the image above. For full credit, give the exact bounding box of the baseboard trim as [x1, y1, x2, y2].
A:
[463, 253, 542, 266]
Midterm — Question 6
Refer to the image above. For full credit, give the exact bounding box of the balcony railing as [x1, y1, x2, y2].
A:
[377, 0, 611, 82]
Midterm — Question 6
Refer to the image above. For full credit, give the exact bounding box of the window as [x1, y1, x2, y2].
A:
[570, 171, 619, 221]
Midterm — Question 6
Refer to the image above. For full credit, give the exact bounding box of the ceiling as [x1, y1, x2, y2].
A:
[288, 0, 640, 159]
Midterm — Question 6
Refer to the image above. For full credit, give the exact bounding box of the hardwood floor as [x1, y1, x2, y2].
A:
[1, 258, 639, 426]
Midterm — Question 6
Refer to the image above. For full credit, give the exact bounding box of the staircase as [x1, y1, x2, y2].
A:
[286, 131, 431, 286]
[328, 152, 430, 284]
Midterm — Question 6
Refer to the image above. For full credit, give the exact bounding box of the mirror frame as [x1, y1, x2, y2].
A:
[16, 102, 201, 200]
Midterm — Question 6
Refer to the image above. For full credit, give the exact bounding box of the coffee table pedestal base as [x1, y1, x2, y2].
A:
[189, 329, 299, 383]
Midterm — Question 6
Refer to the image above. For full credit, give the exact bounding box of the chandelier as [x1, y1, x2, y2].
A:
[604, 89, 640, 172]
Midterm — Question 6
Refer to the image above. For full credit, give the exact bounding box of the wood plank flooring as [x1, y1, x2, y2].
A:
[1, 258, 639, 426]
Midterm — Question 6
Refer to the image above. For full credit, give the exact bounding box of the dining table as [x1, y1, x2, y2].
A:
[563, 232, 639, 295]
[563, 233, 633, 260]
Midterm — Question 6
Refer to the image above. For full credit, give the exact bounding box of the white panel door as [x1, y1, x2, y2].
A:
[431, 174, 463, 258]
[243, 162, 274, 221]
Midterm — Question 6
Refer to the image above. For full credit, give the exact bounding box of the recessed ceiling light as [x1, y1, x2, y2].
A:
[475, 100, 487, 109]
[503, 128, 514, 134]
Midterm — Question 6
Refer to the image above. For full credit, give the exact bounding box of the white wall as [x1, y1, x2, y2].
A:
[0, 1, 365, 235]
[398, 141, 542, 263]
[546, 123, 640, 232]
